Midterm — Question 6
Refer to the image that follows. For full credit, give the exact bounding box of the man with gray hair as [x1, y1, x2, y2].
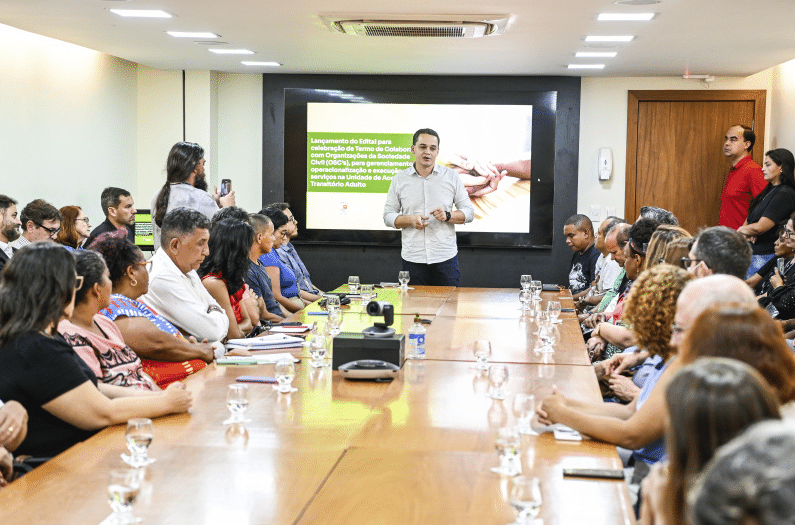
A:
[637, 205, 678, 226]
[685, 226, 753, 279]
[689, 420, 795, 525]
[141, 208, 229, 348]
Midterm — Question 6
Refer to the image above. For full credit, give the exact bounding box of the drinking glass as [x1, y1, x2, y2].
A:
[275, 357, 297, 393]
[223, 384, 250, 424]
[325, 294, 341, 311]
[547, 301, 562, 324]
[107, 468, 144, 524]
[471, 339, 492, 370]
[488, 364, 509, 400]
[519, 290, 532, 311]
[491, 426, 522, 476]
[328, 308, 343, 335]
[121, 418, 155, 467]
[512, 393, 536, 434]
[360, 284, 374, 311]
[348, 275, 360, 293]
[533, 310, 548, 335]
[520, 275, 532, 291]
[529, 280, 542, 299]
[309, 333, 327, 368]
[398, 271, 410, 290]
[509, 476, 543, 524]
[538, 323, 556, 354]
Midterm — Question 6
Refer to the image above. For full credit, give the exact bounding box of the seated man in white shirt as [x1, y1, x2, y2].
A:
[141, 207, 229, 353]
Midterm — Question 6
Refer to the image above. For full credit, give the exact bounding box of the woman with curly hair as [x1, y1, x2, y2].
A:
[90, 233, 214, 388]
[538, 264, 694, 482]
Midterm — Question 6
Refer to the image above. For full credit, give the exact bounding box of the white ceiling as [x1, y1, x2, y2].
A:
[1, 0, 794, 77]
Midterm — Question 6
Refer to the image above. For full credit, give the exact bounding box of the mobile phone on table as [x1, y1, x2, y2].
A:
[562, 468, 624, 480]
[220, 178, 232, 196]
[553, 427, 583, 441]
[237, 376, 278, 384]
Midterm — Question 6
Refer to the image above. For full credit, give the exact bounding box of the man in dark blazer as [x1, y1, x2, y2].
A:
[0, 195, 22, 272]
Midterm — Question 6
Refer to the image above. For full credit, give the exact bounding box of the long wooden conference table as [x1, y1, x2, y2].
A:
[0, 286, 636, 525]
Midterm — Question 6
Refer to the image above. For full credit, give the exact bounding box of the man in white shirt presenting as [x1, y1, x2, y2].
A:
[141, 208, 229, 349]
[383, 128, 475, 286]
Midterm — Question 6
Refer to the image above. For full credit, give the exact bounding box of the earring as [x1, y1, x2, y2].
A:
[130, 278, 138, 287]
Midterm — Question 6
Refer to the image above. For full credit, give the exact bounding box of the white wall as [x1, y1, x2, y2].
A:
[770, 58, 795, 151]
[0, 23, 137, 225]
[577, 70, 774, 221]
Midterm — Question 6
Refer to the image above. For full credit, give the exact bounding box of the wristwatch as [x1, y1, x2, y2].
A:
[444, 211, 451, 222]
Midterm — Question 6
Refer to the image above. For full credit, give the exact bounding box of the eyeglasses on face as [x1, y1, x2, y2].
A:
[34, 221, 61, 237]
[134, 260, 153, 272]
[77, 217, 90, 224]
[782, 229, 795, 239]
[680, 257, 702, 270]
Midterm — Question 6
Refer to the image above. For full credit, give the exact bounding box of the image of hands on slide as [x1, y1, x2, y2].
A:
[305, 103, 532, 234]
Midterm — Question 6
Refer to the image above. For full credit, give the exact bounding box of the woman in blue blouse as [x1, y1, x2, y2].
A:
[260, 208, 319, 312]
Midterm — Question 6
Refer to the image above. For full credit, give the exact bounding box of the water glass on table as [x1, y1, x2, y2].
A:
[529, 280, 542, 300]
[471, 339, 492, 370]
[537, 323, 556, 354]
[224, 384, 250, 424]
[398, 271, 410, 290]
[359, 284, 374, 311]
[546, 301, 562, 323]
[508, 476, 543, 524]
[275, 357, 297, 393]
[520, 274, 532, 291]
[488, 364, 509, 400]
[519, 290, 532, 311]
[325, 294, 341, 311]
[309, 333, 327, 368]
[122, 418, 155, 468]
[491, 426, 522, 476]
[328, 308, 343, 335]
[107, 468, 144, 524]
[348, 275, 360, 293]
[512, 393, 536, 435]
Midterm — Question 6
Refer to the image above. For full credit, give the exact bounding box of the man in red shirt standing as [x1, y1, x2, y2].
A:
[719, 124, 767, 229]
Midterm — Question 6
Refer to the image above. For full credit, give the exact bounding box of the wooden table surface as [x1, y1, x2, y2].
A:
[0, 287, 635, 525]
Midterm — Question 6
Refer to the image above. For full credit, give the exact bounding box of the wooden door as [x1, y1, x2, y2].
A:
[626, 90, 766, 235]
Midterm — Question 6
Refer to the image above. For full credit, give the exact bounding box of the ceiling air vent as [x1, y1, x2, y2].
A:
[320, 15, 511, 38]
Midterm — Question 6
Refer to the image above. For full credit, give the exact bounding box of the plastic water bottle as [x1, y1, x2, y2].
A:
[408, 314, 426, 360]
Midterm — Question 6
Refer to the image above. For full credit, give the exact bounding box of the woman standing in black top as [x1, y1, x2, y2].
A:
[737, 148, 795, 278]
[0, 243, 192, 460]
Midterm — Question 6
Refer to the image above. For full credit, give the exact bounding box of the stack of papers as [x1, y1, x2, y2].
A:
[217, 353, 299, 365]
[269, 325, 311, 334]
[225, 334, 305, 351]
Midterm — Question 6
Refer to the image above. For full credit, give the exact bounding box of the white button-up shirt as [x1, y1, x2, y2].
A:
[383, 164, 474, 264]
[140, 248, 229, 343]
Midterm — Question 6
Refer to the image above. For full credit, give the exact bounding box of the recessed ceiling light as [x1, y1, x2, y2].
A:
[167, 31, 219, 38]
[109, 9, 171, 18]
[585, 35, 634, 42]
[614, 0, 659, 4]
[208, 49, 254, 55]
[575, 51, 618, 58]
[241, 61, 281, 67]
[597, 13, 655, 21]
[568, 64, 606, 69]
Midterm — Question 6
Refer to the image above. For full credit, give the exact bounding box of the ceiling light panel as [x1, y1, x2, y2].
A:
[597, 13, 655, 21]
[167, 32, 219, 38]
[241, 61, 281, 67]
[109, 9, 171, 18]
[568, 64, 605, 69]
[575, 51, 617, 58]
[585, 35, 634, 42]
[209, 49, 254, 54]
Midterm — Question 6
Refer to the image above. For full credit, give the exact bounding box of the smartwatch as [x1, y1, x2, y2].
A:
[444, 211, 451, 222]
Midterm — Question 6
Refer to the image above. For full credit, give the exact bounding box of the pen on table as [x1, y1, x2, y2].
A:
[308, 311, 329, 315]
